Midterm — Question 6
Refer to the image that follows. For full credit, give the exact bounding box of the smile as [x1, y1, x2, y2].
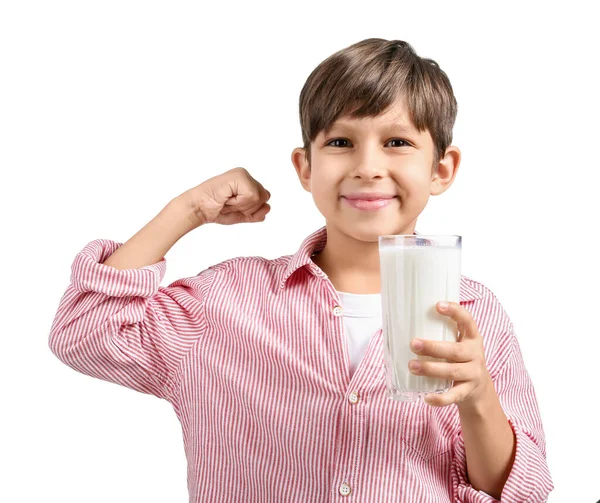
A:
[341, 197, 397, 211]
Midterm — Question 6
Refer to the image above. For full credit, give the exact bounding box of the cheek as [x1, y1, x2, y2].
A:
[388, 178, 431, 215]
[310, 175, 340, 213]
[393, 171, 430, 198]
[311, 171, 336, 195]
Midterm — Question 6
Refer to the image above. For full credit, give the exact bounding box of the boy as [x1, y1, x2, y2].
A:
[48, 38, 553, 502]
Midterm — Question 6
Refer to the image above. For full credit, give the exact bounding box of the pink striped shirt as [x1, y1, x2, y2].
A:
[48, 226, 553, 502]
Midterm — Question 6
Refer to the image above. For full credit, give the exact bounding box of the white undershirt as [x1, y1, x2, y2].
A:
[336, 290, 382, 379]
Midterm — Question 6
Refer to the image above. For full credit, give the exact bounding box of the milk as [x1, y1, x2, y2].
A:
[378, 239, 461, 402]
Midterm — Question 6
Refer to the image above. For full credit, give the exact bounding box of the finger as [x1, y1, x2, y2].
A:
[242, 203, 270, 222]
[436, 301, 478, 340]
[252, 179, 270, 201]
[408, 359, 477, 382]
[410, 338, 474, 363]
[222, 204, 246, 215]
[243, 185, 269, 214]
[215, 211, 245, 225]
[242, 201, 269, 218]
[423, 382, 470, 407]
[237, 194, 265, 217]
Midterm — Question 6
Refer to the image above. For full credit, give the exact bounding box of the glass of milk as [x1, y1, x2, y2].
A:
[378, 234, 461, 402]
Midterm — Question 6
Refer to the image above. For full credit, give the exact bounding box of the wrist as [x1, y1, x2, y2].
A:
[160, 196, 201, 238]
[457, 374, 497, 416]
[169, 194, 206, 232]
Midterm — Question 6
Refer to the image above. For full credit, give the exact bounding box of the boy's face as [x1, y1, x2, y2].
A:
[291, 97, 460, 243]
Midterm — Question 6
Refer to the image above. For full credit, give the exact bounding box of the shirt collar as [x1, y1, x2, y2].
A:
[277, 226, 484, 302]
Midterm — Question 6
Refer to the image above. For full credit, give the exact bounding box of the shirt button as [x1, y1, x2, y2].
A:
[348, 391, 360, 404]
[333, 305, 344, 316]
[339, 482, 352, 496]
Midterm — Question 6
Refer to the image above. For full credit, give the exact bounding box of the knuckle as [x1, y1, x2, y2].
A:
[456, 343, 469, 360]
[452, 344, 463, 360]
[451, 364, 461, 380]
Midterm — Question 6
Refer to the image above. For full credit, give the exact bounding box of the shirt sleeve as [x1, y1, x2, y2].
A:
[451, 323, 554, 503]
[48, 238, 216, 401]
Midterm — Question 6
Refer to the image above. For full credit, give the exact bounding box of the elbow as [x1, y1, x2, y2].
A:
[48, 326, 71, 364]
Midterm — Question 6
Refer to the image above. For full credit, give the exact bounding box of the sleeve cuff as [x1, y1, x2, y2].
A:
[70, 239, 167, 298]
[453, 417, 553, 503]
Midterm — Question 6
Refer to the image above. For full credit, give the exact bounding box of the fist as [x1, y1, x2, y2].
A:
[182, 167, 271, 227]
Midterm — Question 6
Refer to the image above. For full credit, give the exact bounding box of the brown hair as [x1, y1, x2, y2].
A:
[298, 38, 458, 173]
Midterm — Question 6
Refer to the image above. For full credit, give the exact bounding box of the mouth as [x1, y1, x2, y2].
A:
[341, 196, 398, 211]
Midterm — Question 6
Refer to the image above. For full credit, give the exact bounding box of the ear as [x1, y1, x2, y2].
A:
[430, 146, 461, 196]
[291, 147, 312, 193]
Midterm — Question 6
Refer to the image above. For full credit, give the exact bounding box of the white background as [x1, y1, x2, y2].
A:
[1, 1, 598, 502]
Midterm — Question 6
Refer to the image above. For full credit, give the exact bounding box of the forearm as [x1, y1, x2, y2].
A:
[457, 381, 517, 500]
[102, 196, 198, 270]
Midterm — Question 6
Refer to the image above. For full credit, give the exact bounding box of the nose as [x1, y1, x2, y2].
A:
[350, 145, 388, 179]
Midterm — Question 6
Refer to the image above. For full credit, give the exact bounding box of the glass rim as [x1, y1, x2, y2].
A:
[378, 234, 461, 239]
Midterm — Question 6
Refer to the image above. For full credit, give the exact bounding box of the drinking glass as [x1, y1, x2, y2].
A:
[378, 234, 461, 402]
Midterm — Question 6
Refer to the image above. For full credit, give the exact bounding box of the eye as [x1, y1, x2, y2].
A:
[326, 138, 351, 148]
[387, 138, 410, 147]
[325, 138, 411, 148]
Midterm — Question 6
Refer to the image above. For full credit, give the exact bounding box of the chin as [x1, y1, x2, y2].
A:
[345, 222, 401, 242]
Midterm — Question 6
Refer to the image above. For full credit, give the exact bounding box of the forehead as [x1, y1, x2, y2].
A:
[325, 100, 418, 134]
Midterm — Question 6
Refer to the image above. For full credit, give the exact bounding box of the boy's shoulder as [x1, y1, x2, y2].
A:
[459, 273, 513, 326]
[200, 252, 297, 291]
[459, 274, 501, 305]
[462, 274, 512, 319]
[196, 226, 329, 291]
[206, 252, 290, 271]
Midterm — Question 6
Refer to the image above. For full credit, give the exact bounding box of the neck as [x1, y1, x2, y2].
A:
[311, 222, 417, 294]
